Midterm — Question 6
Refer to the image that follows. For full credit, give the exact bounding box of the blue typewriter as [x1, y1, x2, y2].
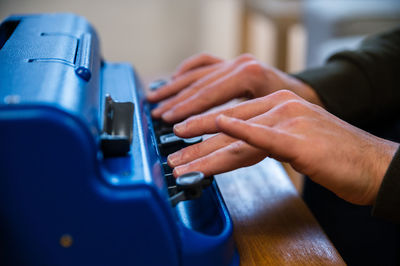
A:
[0, 13, 238, 266]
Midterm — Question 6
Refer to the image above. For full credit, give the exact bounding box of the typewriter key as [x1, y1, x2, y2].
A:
[169, 172, 206, 207]
[162, 162, 173, 174]
[176, 171, 204, 189]
[152, 119, 173, 136]
[158, 133, 202, 155]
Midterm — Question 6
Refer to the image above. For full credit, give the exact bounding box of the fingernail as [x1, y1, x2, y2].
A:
[162, 111, 174, 121]
[151, 108, 161, 117]
[173, 165, 186, 177]
[173, 122, 185, 135]
[147, 91, 156, 99]
[167, 152, 180, 167]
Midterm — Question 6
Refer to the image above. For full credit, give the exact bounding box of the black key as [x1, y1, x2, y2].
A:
[165, 173, 176, 187]
[176, 171, 204, 190]
[162, 162, 173, 174]
[169, 171, 212, 207]
[152, 119, 173, 136]
[158, 133, 202, 156]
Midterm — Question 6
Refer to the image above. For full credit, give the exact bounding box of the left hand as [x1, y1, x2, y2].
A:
[147, 53, 321, 123]
[168, 90, 399, 205]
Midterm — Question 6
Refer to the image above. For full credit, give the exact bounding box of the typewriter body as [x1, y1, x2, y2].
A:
[0, 14, 238, 266]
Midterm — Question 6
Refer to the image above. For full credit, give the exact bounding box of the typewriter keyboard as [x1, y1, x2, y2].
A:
[149, 80, 213, 206]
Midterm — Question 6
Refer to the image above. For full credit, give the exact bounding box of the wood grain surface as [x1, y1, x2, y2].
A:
[215, 158, 345, 265]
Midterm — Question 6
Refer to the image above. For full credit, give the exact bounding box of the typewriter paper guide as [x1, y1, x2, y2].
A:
[0, 13, 238, 266]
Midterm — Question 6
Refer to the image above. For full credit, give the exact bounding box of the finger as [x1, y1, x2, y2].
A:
[173, 90, 298, 138]
[216, 115, 297, 162]
[162, 57, 265, 123]
[168, 133, 236, 167]
[173, 53, 255, 80]
[152, 62, 237, 119]
[172, 53, 222, 79]
[147, 64, 219, 103]
[173, 140, 267, 177]
[162, 69, 246, 123]
[169, 106, 289, 167]
[169, 97, 305, 168]
[154, 56, 257, 119]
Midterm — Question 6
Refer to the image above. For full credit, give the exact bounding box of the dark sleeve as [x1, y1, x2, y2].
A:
[372, 147, 400, 223]
[293, 26, 400, 126]
[293, 27, 400, 223]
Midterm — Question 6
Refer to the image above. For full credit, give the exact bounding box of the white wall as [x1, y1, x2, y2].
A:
[0, 0, 242, 81]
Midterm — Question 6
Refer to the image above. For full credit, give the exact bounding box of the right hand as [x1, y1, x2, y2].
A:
[147, 53, 322, 124]
[168, 90, 399, 205]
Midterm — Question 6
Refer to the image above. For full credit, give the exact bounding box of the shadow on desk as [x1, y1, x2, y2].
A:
[215, 158, 345, 265]
[304, 177, 400, 266]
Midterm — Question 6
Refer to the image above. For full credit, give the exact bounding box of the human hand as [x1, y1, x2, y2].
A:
[168, 90, 399, 205]
[147, 53, 322, 124]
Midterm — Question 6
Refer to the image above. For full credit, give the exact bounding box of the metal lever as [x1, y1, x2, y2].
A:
[169, 171, 213, 207]
[75, 33, 93, 81]
[100, 94, 134, 157]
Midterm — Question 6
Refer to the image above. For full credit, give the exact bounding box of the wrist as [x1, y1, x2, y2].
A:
[286, 75, 324, 107]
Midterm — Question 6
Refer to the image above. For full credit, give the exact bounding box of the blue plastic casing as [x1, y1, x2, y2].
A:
[0, 14, 239, 266]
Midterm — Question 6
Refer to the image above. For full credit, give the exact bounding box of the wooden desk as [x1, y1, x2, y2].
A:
[215, 158, 345, 265]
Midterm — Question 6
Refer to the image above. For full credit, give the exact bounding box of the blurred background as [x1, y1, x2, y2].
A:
[1, 0, 400, 189]
[2, 0, 399, 80]
[0, 0, 243, 81]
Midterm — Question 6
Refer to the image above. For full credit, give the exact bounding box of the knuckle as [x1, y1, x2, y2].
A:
[272, 89, 297, 100]
[238, 61, 265, 82]
[235, 53, 256, 64]
[279, 99, 307, 114]
[198, 52, 213, 60]
[182, 53, 212, 68]
[285, 116, 309, 128]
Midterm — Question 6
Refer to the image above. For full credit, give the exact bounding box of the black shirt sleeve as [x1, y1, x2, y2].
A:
[372, 147, 400, 223]
[293, 26, 400, 127]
